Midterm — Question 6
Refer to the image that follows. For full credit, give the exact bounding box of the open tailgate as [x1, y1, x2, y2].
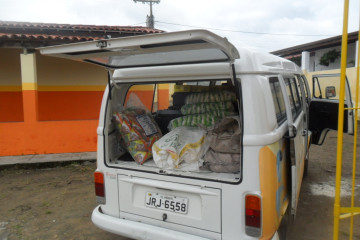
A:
[39, 30, 240, 69]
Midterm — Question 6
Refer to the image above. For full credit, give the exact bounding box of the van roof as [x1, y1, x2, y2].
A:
[236, 47, 302, 74]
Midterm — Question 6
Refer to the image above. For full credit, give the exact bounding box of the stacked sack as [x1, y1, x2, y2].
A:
[152, 126, 209, 171]
[114, 107, 162, 164]
[168, 90, 237, 130]
[203, 116, 241, 173]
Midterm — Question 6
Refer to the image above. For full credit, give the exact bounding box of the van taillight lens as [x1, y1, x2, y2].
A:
[245, 194, 261, 237]
[94, 172, 105, 204]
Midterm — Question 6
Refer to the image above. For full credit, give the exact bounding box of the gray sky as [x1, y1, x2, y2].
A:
[0, 0, 359, 52]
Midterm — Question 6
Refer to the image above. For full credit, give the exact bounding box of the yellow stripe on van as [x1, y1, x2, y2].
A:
[259, 146, 279, 239]
[267, 142, 280, 156]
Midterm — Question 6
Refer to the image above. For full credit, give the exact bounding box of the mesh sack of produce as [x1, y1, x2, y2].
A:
[180, 101, 234, 115]
[168, 111, 234, 130]
[184, 90, 236, 105]
[152, 126, 209, 171]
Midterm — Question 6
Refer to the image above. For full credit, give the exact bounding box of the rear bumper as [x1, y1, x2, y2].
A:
[91, 205, 210, 240]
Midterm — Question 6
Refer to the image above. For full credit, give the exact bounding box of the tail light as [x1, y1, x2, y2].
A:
[94, 171, 105, 204]
[245, 194, 261, 237]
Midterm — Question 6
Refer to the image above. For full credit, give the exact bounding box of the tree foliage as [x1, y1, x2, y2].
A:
[319, 49, 341, 66]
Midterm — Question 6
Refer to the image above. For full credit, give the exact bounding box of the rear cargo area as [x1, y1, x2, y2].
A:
[105, 79, 242, 183]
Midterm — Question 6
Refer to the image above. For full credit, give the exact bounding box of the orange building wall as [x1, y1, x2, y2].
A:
[0, 91, 24, 122]
[37, 91, 104, 120]
[126, 84, 169, 111]
[0, 90, 99, 155]
[36, 52, 107, 121]
[0, 48, 24, 122]
[157, 84, 170, 110]
[0, 51, 107, 156]
[0, 51, 169, 157]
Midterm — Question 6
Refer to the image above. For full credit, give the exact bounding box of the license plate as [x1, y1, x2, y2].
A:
[145, 192, 188, 214]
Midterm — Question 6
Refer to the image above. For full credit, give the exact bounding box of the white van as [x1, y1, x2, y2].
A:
[40, 30, 354, 240]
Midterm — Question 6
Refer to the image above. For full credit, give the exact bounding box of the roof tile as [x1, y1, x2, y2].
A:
[0, 21, 163, 33]
[0, 21, 164, 47]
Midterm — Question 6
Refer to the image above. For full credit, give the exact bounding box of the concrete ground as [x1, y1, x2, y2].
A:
[0, 152, 96, 166]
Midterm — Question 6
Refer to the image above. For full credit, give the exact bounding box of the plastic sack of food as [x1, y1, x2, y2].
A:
[152, 126, 209, 171]
[185, 91, 236, 104]
[113, 110, 162, 164]
[113, 93, 162, 164]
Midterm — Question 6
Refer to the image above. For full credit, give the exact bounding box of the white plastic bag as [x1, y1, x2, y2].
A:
[152, 126, 209, 171]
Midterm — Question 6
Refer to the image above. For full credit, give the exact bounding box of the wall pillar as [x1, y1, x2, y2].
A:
[20, 52, 38, 122]
[301, 51, 310, 72]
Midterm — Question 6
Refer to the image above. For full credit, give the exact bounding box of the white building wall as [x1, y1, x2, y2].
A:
[308, 42, 356, 72]
[309, 55, 316, 72]
[347, 42, 356, 67]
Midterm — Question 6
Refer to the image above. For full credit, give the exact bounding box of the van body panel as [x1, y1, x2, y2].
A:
[290, 112, 306, 215]
[259, 140, 289, 240]
[100, 169, 120, 218]
[236, 49, 302, 74]
[243, 123, 288, 146]
[241, 75, 278, 135]
[92, 206, 215, 240]
[38, 30, 342, 239]
[117, 175, 221, 232]
[220, 145, 262, 239]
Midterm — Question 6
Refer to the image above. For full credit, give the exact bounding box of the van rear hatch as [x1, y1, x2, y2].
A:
[117, 172, 221, 233]
[38, 29, 239, 68]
